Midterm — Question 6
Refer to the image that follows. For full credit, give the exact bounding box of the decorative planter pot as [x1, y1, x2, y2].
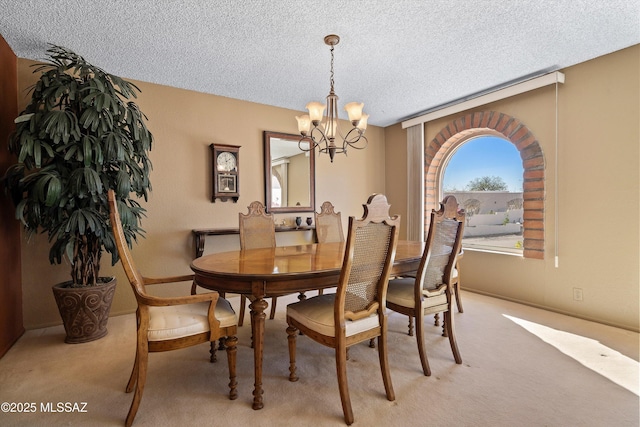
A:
[52, 277, 117, 344]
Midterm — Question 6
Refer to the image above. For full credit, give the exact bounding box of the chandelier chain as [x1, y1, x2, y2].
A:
[329, 45, 335, 93]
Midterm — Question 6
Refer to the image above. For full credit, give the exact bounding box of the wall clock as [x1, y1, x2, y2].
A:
[210, 143, 240, 203]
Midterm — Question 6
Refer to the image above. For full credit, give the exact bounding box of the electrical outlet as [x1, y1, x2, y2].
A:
[573, 287, 584, 301]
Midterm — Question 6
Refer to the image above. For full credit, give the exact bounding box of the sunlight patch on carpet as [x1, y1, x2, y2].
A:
[503, 314, 639, 396]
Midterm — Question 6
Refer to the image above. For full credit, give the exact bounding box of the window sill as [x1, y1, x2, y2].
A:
[462, 244, 523, 257]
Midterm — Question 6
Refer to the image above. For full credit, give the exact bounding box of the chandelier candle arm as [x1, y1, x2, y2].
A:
[296, 34, 368, 163]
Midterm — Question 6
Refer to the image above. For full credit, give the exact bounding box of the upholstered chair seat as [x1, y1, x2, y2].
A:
[400, 266, 459, 331]
[287, 294, 380, 338]
[386, 278, 448, 312]
[398, 267, 457, 292]
[148, 298, 237, 341]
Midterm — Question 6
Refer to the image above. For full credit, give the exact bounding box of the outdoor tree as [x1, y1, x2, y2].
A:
[466, 175, 508, 191]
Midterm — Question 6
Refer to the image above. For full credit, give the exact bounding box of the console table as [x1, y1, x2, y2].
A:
[192, 225, 315, 258]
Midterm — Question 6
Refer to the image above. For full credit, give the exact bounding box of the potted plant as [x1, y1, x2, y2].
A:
[3, 45, 153, 343]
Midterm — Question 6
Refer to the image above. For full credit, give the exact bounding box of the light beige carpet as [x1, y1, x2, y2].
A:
[0, 291, 638, 426]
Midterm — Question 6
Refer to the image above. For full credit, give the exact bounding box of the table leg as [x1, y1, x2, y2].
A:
[250, 296, 268, 410]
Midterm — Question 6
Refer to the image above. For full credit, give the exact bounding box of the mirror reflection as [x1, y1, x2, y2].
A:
[264, 131, 315, 213]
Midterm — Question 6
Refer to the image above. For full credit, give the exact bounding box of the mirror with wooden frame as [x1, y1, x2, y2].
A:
[263, 131, 315, 213]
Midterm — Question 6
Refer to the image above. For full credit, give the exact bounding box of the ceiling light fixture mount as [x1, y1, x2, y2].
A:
[296, 34, 368, 162]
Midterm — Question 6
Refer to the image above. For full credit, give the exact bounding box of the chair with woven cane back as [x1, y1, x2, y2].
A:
[410, 197, 465, 335]
[286, 194, 400, 425]
[432, 196, 465, 334]
[238, 201, 278, 326]
[107, 189, 238, 427]
[313, 200, 345, 297]
[315, 201, 345, 244]
[386, 195, 464, 376]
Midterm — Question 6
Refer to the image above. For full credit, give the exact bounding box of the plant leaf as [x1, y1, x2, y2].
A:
[15, 113, 34, 123]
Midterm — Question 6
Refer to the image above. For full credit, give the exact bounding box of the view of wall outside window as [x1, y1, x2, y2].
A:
[442, 136, 524, 254]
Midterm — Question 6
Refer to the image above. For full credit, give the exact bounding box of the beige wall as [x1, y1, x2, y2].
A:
[16, 61, 386, 328]
[385, 45, 639, 331]
[14, 46, 639, 331]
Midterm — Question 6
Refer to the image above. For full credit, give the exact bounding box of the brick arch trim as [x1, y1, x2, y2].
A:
[425, 111, 544, 259]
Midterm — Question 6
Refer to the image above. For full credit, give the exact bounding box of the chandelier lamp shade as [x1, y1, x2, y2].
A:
[296, 34, 368, 162]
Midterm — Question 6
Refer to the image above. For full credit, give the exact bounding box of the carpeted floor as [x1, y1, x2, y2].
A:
[0, 291, 638, 426]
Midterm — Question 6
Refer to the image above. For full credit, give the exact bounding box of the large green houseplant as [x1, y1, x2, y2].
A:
[3, 45, 153, 343]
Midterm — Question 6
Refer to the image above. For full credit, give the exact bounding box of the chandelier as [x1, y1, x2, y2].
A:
[296, 34, 368, 162]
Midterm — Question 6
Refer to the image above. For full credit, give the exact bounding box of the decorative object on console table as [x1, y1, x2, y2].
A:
[211, 143, 240, 203]
[306, 217, 313, 226]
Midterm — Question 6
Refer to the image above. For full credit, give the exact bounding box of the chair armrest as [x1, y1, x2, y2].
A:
[142, 274, 195, 285]
[138, 289, 219, 307]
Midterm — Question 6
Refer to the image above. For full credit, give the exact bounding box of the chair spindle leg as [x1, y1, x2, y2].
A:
[286, 326, 299, 382]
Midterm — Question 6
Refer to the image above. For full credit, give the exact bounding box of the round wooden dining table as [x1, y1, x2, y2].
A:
[190, 240, 424, 410]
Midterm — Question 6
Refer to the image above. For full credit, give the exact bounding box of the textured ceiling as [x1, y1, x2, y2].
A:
[1, 1, 639, 127]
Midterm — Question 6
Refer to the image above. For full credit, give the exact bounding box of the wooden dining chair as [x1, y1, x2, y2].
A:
[315, 201, 345, 244]
[408, 197, 465, 335]
[286, 194, 400, 425]
[386, 195, 464, 376]
[107, 190, 238, 427]
[435, 197, 465, 328]
[312, 201, 345, 297]
[238, 200, 278, 326]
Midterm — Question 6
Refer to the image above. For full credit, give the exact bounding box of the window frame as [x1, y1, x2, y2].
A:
[424, 111, 545, 260]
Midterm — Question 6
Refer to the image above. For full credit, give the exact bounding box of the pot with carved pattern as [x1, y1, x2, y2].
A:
[51, 277, 117, 344]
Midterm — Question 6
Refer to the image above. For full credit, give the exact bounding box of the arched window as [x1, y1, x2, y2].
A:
[424, 111, 545, 259]
[442, 136, 524, 254]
